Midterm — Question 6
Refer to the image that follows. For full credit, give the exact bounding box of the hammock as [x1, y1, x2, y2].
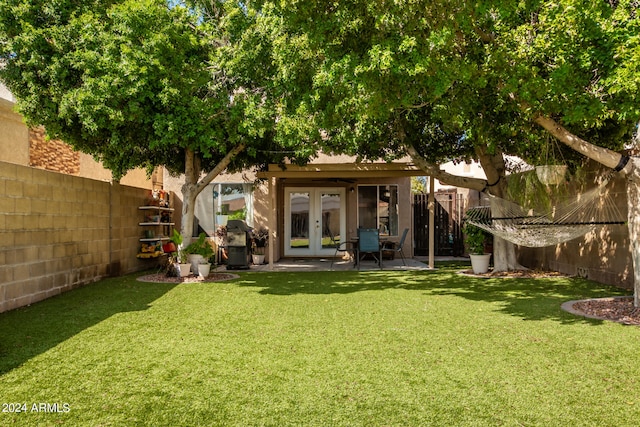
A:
[464, 177, 626, 247]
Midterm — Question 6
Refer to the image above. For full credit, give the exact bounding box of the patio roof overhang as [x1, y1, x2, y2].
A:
[256, 162, 425, 179]
[259, 161, 436, 271]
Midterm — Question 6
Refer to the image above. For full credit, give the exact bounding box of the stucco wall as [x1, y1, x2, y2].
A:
[517, 169, 632, 290]
[0, 161, 152, 313]
[0, 99, 29, 166]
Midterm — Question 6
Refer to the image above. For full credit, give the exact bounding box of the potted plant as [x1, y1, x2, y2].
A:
[168, 230, 191, 277]
[251, 227, 268, 265]
[185, 232, 215, 276]
[463, 222, 492, 274]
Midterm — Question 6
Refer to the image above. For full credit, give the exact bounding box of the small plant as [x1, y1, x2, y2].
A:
[185, 233, 215, 261]
[169, 230, 190, 263]
[251, 227, 269, 255]
[463, 222, 490, 255]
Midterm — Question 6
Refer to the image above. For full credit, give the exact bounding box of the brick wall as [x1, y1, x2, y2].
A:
[29, 127, 80, 175]
[0, 161, 153, 313]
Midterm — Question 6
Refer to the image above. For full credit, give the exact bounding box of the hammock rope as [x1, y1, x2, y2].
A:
[465, 176, 626, 247]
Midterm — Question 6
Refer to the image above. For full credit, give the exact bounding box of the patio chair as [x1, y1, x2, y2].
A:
[329, 228, 354, 269]
[382, 228, 409, 266]
[357, 228, 382, 270]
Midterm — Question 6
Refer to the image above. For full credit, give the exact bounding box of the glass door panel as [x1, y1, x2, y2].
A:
[289, 192, 310, 250]
[285, 188, 345, 257]
[321, 192, 342, 249]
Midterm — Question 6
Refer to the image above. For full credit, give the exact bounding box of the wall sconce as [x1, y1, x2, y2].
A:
[349, 187, 355, 193]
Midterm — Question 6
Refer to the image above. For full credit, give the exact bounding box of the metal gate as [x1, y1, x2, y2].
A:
[413, 191, 465, 256]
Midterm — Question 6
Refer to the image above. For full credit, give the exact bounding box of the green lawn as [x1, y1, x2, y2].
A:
[1, 264, 638, 426]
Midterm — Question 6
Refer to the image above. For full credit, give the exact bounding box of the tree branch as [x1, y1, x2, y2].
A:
[195, 142, 246, 194]
[531, 114, 626, 171]
[508, 93, 630, 174]
[406, 144, 487, 192]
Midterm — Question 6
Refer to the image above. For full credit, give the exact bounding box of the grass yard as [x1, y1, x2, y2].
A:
[1, 263, 639, 426]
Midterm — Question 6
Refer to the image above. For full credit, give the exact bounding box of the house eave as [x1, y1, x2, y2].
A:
[256, 162, 424, 179]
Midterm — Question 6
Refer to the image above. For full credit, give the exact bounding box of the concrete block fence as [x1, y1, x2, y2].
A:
[0, 161, 152, 313]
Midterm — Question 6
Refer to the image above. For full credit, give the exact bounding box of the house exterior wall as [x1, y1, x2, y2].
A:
[0, 160, 153, 313]
[255, 175, 413, 261]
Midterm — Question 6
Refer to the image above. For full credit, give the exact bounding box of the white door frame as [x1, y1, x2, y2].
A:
[284, 187, 346, 257]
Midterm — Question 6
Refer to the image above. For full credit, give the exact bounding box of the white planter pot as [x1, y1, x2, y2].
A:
[469, 254, 491, 274]
[198, 263, 211, 278]
[188, 254, 204, 274]
[178, 263, 192, 277]
[536, 165, 567, 185]
[252, 254, 265, 265]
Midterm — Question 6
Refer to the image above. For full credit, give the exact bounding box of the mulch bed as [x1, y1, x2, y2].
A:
[137, 272, 239, 283]
[571, 297, 640, 325]
[460, 269, 568, 278]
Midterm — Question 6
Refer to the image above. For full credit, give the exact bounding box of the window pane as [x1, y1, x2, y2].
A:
[358, 186, 378, 229]
[385, 185, 399, 236]
[321, 192, 341, 248]
[290, 192, 310, 248]
[220, 184, 246, 221]
[358, 185, 399, 236]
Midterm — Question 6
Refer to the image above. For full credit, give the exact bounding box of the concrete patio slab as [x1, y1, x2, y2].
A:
[216, 256, 468, 272]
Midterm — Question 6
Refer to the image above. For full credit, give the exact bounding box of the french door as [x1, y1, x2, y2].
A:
[284, 188, 346, 257]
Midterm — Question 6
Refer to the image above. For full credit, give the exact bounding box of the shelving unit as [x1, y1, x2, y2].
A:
[137, 206, 175, 259]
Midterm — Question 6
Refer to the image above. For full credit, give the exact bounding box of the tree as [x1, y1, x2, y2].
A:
[262, 1, 640, 293]
[0, 0, 307, 240]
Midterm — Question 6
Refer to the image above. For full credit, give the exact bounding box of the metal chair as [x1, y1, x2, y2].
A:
[383, 228, 409, 266]
[329, 228, 354, 270]
[357, 228, 382, 270]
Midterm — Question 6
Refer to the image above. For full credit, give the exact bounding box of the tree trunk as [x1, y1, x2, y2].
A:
[179, 144, 246, 242]
[624, 159, 640, 307]
[475, 145, 525, 271]
[180, 148, 200, 242]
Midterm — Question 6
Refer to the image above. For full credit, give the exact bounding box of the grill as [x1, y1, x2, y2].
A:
[226, 219, 251, 270]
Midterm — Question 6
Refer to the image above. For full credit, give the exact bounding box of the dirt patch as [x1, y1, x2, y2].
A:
[569, 297, 640, 325]
[137, 272, 239, 283]
[461, 269, 569, 279]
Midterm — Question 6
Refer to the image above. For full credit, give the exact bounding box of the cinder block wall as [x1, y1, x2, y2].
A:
[0, 161, 149, 313]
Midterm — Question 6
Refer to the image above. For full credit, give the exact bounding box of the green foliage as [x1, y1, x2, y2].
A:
[411, 176, 427, 194]
[0, 0, 312, 180]
[184, 232, 215, 260]
[169, 229, 184, 247]
[463, 221, 491, 254]
[261, 0, 639, 168]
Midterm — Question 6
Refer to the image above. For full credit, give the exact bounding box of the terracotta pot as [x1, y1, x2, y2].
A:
[163, 242, 177, 253]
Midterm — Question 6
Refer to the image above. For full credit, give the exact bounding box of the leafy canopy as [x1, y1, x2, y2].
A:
[0, 0, 307, 179]
[260, 0, 640, 168]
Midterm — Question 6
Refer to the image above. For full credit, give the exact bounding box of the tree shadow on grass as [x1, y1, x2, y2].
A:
[0, 272, 177, 375]
[234, 265, 628, 325]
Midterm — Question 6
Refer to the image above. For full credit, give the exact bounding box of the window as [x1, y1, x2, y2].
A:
[357, 185, 398, 236]
[214, 184, 250, 222]
[194, 183, 254, 237]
